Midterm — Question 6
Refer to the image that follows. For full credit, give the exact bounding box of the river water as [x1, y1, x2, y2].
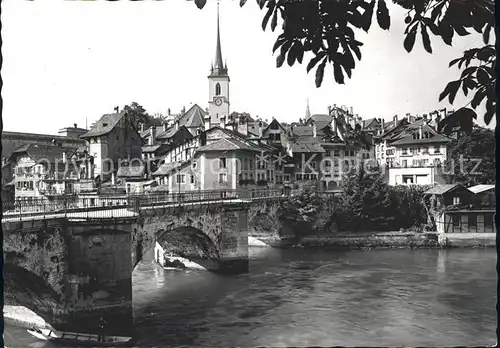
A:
[5, 247, 497, 347]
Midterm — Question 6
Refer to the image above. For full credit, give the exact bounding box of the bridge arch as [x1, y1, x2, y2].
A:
[154, 227, 221, 270]
[4, 263, 61, 327]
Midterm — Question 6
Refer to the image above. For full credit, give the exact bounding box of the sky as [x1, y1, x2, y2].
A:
[1, 0, 494, 135]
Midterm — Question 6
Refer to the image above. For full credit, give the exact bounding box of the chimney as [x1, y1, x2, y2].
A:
[74, 123, 77, 128]
[149, 127, 156, 146]
[163, 123, 167, 132]
[168, 108, 171, 116]
[393, 115, 398, 124]
[419, 125, 423, 139]
[381, 118, 385, 133]
[62, 152, 67, 164]
[258, 121, 263, 138]
[111, 172, 116, 185]
[313, 124, 317, 138]
[175, 120, 179, 130]
[204, 115, 211, 131]
[331, 117, 337, 134]
[141, 124, 145, 132]
[349, 107, 354, 116]
[220, 115, 226, 128]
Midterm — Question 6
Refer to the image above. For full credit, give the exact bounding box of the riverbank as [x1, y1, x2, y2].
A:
[250, 232, 497, 249]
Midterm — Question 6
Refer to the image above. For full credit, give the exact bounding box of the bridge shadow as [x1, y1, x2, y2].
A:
[4, 263, 61, 330]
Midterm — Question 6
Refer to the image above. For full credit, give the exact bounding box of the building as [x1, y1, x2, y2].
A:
[382, 120, 450, 186]
[81, 110, 144, 181]
[425, 184, 495, 234]
[468, 184, 495, 207]
[5, 144, 90, 200]
[207, 4, 230, 128]
[58, 124, 89, 139]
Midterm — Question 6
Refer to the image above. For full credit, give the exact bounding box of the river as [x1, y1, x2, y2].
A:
[5, 247, 497, 347]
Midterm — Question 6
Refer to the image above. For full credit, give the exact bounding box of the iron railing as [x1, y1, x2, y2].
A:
[1, 189, 291, 222]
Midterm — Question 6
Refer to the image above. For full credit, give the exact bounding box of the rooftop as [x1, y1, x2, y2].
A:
[468, 184, 495, 194]
[81, 111, 126, 138]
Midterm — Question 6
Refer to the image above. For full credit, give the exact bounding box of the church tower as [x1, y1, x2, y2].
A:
[208, 3, 230, 126]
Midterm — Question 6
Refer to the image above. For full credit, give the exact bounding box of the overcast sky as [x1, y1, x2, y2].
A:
[1, 0, 493, 134]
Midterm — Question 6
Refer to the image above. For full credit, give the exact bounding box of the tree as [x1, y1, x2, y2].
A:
[335, 164, 393, 231]
[122, 102, 166, 129]
[442, 126, 495, 186]
[193, 0, 495, 133]
[277, 182, 323, 238]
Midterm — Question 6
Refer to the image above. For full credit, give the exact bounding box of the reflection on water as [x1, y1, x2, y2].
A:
[5, 248, 497, 347]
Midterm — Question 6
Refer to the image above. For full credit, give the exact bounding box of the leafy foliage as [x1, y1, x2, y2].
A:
[442, 126, 495, 186]
[278, 182, 323, 237]
[333, 165, 428, 232]
[193, 0, 495, 132]
[122, 102, 165, 130]
[334, 165, 393, 231]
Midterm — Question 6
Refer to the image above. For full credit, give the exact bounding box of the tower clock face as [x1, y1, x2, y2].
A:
[215, 98, 223, 106]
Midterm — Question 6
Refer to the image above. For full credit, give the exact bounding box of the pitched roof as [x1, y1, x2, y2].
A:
[309, 114, 331, 123]
[175, 104, 207, 129]
[82, 111, 126, 138]
[141, 145, 162, 153]
[152, 161, 188, 176]
[389, 125, 450, 146]
[363, 118, 380, 129]
[263, 118, 286, 133]
[196, 137, 262, 153]
[117, 164, 145, 178]
[424, 184, 462, 195]
[10, 144, 78, 164]
[468, 184, 495, 194]
[289, 142, 326, 153]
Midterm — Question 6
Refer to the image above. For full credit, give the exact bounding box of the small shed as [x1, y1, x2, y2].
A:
[424, 184, 474, 207]
[468, 184, 495, 207]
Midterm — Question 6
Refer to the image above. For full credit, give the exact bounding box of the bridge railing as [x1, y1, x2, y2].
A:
[1, 197, 135, 221]
[2, 188, 298, 221]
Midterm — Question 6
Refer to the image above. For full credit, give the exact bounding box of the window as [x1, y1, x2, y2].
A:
[402, 148, 408, 155]
[176, 174, 185, 184]
[402, 160, 407, 168]
[220, 158, 227, 168]
[190, 175, 195, 184]
[452, 215, 460, 227]
[215, 83, 221, 96]
[295, 173, 303, 181]
[304, 174, 310, 180]
[334, 149, 340, 156]
[310, 173, 318, 180]
[468, 214, 477, 227]
[185, 149, 189, 158]
[484, 214, 493, 227]
[402, 175, 413, 184]
[453, 196, 460, 205]
[344, 150, 350, 157]
[410, 148, 417, 155]
[422, 147, 429, 154]
[219, 173, 227, 184]
[434, 146, 441, 154]
[192, 161, 197, 169]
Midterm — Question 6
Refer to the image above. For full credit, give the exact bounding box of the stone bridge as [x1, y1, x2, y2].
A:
[2, 190, 283, 335]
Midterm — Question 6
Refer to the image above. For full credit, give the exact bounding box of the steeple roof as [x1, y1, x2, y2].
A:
[305, 99, 311, 119]
[211, 3, 228, 77]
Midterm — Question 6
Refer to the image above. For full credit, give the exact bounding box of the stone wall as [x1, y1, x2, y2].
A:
[247, 198, 337, 244]
[3, 218, 134, 335]
[3, 219, 68, 301]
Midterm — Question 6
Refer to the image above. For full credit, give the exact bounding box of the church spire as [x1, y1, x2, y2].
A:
[305, 98, 311, 119]
[212, 2, 227, 76]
